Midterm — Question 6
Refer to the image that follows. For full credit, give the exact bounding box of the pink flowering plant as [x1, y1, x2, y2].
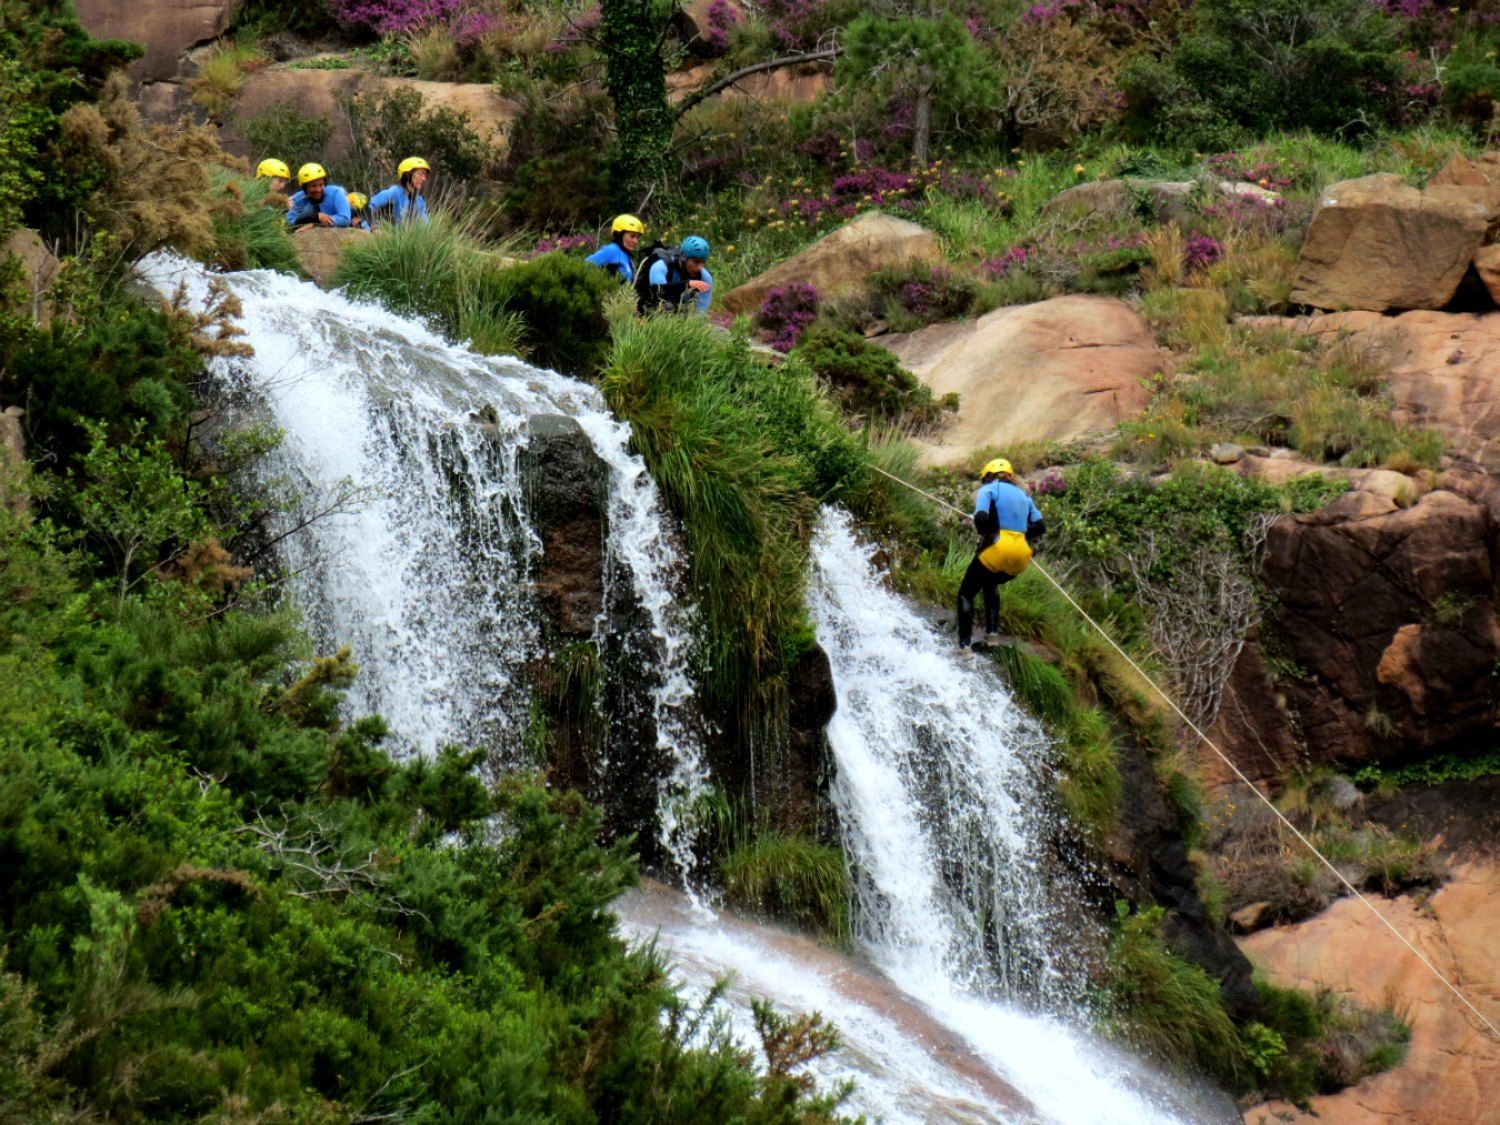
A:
[756, 282, 821, 352]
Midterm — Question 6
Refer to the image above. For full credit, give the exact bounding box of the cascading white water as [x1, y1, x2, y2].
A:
[809, 507, 1229, 1124]
[141, 254, 1231, 1120]
[138, 255, 709, 874]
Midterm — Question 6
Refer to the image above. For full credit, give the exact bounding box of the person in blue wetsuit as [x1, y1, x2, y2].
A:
[956, 457, 1046, 651]
[285, 163, 352, 231]
[585, 213, 645, 282]
[634, 235, 713, 315]
[367, 156, 431, 226]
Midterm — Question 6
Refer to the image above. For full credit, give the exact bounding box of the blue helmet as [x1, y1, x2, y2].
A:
[680, 235, 710, 260]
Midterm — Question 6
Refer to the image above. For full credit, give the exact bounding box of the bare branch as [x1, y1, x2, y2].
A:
[674, 47, 839, 119]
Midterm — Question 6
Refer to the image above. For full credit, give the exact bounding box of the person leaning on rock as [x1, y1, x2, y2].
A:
[285, 163, 352, 232]
[956, 457, 1045, 653]
[586, 213, 646, 283]
[367, 156, 432, 226]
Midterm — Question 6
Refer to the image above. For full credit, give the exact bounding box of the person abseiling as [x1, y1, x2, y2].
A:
[635, 235, 713, 315]
[586, 213, 645, 282]
[956, 457, 1045, 652]
[368, 156, 432, 225]
[347, 191, 371, 231]
[285, 163, 352, 231]
[256, 158, 290, 194]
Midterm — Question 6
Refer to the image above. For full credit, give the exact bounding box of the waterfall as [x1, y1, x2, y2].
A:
[142, 256, 1232, 1121]
[808, 507, 1231, 1124]
[138, 255, 709, 876]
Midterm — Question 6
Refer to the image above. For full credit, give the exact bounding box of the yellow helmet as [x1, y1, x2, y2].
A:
[398, 156, 431, 177]
[982, 458, 1014, 477]
[611, 213, 646, 234]
[256, 158, 291, 180]
[347, 191, 367, 210]
[297, 162, 328, 186]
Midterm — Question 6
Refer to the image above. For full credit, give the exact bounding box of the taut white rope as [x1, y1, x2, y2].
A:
[869, 462, 1500, 1043]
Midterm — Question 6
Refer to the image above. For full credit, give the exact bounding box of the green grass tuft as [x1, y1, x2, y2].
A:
[721, 829, 851, 945]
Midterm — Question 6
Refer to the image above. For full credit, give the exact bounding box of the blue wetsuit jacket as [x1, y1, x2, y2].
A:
[367, 185, 429, 225]
[647, 258, 713, 313]
[285, 184, 352, 228]
[973, 480, 1042, 541]
[586, 242, 635, 283]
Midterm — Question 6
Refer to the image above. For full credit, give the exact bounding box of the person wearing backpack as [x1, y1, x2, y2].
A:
[956, 458, 1045, 652]
[634, 235, 713, 315]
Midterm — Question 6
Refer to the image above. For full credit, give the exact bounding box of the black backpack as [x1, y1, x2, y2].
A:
[633, 242, 685, 310]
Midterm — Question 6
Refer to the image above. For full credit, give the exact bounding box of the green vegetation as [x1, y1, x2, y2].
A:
[722, 830, 852, 945]
[1354, 746, 1500, 790]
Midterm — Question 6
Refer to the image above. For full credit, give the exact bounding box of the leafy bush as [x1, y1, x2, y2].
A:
[341, 83, 497, 186]
[499, 88, 614, 229]
[484, 250, 615, 377]
[791, 324, 951, 425]
[868, 260, 977, 327]
[1121, 0, 1401, 146]
[235, 99, 334, 173]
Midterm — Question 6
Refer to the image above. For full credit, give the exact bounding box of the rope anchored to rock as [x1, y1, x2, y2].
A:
[868, 461, 1500, 1045]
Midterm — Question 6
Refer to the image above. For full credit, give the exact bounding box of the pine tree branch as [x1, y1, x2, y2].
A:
[673, 47, 840, 119]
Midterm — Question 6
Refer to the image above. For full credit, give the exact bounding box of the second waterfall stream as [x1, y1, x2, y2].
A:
[145, 255, 1234, 1124]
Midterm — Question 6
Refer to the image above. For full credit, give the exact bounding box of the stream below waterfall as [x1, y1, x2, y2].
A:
[144, 256, 1237, 1123]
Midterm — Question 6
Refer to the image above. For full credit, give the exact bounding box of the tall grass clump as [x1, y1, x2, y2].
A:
[207, 172, 299, 273]
[1100, 902, 1246, 1083]
[602, 315, 867, 718]
[721, 829, 851, 944]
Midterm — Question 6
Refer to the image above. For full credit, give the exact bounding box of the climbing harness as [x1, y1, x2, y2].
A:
[869, 462, 1500, 1044]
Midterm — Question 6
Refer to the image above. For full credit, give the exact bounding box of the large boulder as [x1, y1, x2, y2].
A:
[223, 69, 519, 167]
[1241, 859, 1500, 1125]
[878, 294, 1159, 466]
[4, 229, 62, 325]
[1246, 309, 1500, 472]
[292, 227, 371, 288]
[1044, 178, 1280, 224]
[1291, 173, 1497, 312]
[73, 0, 232, 85]
[1207, 483, 1500, 782]
[719, 211, 941, 316]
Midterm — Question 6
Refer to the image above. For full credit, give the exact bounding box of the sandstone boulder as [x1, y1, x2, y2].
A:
[1241, 860, 1500, 1125]
[224, 70, 519, 166]
[1249, 308, 1500, 472]
[667, 61, 831, 105]
[0, 407, 25, 514]
[4, 229, 62, 326]
[1427, 150, 1500, 189]
[1291, 173, 1496, 312]
[1044, 178, 1280, 224]
[74, 0, 232, 85]
[877, 294, 1159, 466]
[719, 211, 942, 316]
[293, 227, 371, 288]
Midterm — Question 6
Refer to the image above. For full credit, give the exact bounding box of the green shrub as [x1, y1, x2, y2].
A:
[483, 251, 614, 377]
[499, 88, 615, 229]
[235, 100, 333, 174]
[792, 325, 952, 425]
[868, 260, 978, 328]
[341, 84, 497, 187]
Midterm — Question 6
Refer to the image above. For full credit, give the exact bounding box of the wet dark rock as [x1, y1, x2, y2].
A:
[518, 414, 607, 637]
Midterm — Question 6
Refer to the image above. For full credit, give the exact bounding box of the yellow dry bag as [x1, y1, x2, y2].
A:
[978, 529, 1032, 576]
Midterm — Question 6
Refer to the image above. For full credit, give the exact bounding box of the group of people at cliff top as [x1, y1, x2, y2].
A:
[585, 213, 714, 316]
[255, 156, 432, 232]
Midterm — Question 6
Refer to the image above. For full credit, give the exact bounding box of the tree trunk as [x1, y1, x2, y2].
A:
[912, 69, 934, 167]
[600, 0, 675, 205]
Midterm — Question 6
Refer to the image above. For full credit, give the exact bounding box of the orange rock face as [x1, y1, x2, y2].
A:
[1241, 861, 1500, 1125]
[74, 0, 232, 85]
[878, 294, 1160, 465]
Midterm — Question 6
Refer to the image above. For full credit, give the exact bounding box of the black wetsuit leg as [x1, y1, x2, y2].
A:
[956, 556, 1006, 646]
